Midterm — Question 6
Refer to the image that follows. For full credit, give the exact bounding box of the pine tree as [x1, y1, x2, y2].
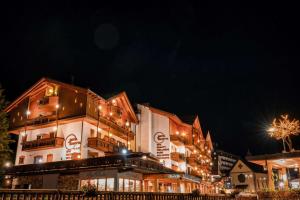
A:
[0, 84, 13, 187]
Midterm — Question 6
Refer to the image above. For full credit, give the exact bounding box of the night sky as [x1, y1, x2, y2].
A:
[1, 2, 300, 156]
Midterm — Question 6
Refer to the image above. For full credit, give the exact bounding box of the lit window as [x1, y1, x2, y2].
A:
[97, 179, 106, 191]
[129, 180, 135, 192]
[124, 179, 129, 192]
[106, 178, 114, 191]
[136, 180, 141, 192]
[119, 178, 124, 192]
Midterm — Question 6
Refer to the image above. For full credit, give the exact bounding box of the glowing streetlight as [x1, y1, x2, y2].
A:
[4, 162, 11, 168]
[26, 110, 31, 116]
[122, 149, 127, 155]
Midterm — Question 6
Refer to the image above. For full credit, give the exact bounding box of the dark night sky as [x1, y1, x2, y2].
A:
[1, 1, 300, 156]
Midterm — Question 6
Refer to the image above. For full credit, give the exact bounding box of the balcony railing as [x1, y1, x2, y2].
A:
[186, 154, 201, 166]
[22, 137, 64, 151]
[170, 152, 185, 163]
[4, 154, 175, 175]
[88, 137, 126, 153]
[97, 116, 134, 140]
[170, 135, 187, 145]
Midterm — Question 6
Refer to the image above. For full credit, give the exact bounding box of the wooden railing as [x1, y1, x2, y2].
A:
[4, 154, 175, 175]
[22, 137, 64, 151]
[0, 190, 235, 200]
[171, 152, 185, 162]
[87, 137, 126, 153]
[170, 134, 187, 145]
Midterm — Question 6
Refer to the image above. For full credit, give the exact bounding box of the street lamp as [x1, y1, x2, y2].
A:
[122, 149, 127, 155]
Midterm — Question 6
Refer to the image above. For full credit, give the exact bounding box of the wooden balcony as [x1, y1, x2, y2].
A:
[189, 170, 201, 178]
[170, 134, 187, 146]
[98, 116, 134, 140]
[170, 152, 185, 163]
[186, 154, 201, 166]
[88, 137, 126, 154]
[22, 137, 64, 151]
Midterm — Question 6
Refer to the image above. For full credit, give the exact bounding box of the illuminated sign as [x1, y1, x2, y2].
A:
[65, 134, 81, 160]
[153, 132, 169, 159]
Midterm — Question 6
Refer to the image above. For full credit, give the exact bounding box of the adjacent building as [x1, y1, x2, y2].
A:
[230, 159, 268, 193]
[3, 78, 215, 193]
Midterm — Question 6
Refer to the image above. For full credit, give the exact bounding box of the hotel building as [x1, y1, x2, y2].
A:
[3, 78, 215, 193]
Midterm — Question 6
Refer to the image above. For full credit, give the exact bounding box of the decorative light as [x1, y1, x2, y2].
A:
[128, 141, 131, 145]
[122, 149, 127, 154]
[126, 121, 130, 127]
[279, 181, 284, 188]
[55, 104, 60, 109]
[193, 150, 197, 153]
[109, 133, 112, 137]
[4, 162, 11, 168]
[97, 127, 102, 132]
[197, 139, 200, 143]
[53, 126, 57, 131]
[208, 150, 211, 153]
[98, 105, 102, 110]
[109, 112, 113, 116]
[176, 131, 179, 135]
[142, 155, 147, 160]
[112, 99, 116, 104]
[38, 158, 43, 163]
[181, 132, 186, 136]
[210, 162, 213, 166]
[195, 167, 198, 170]
[26, 110, 31, 116]
[267, 114, 300, 152]
[77, 155, 81, 159]
[159, 159, 164, 163]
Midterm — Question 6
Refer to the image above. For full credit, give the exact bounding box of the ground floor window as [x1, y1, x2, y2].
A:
[80, 178, 115, 191]
[118, 178, 141, 192]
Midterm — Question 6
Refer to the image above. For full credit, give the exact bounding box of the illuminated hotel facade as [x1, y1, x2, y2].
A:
[3, 78, 215, 193]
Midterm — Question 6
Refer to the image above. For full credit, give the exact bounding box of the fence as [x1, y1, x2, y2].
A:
[2, 190, 300, 200]
[0, 190, 234, 200]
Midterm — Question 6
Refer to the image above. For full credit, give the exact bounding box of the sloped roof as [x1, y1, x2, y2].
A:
[4, 77, 138, 123]
[236, 159, 266, 174]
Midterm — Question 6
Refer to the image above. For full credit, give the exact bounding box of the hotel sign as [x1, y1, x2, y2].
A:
[153, 132, 170, 159]
[65, 133, 81, 160]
